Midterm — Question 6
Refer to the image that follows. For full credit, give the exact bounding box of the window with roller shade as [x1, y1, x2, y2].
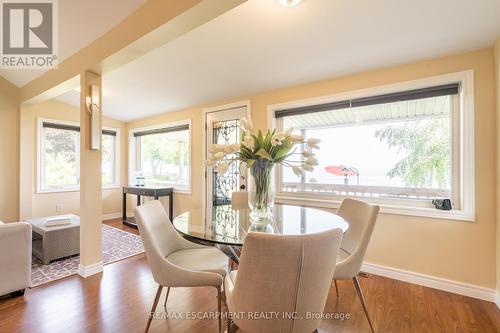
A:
[38, 119, 120, 192]
[274, 78, 474, 217]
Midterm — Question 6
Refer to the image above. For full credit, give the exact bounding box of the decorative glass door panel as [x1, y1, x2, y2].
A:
[205, 106, 247, 239]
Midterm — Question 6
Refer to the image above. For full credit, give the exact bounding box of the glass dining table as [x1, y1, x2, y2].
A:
[173, 203, 349, 262]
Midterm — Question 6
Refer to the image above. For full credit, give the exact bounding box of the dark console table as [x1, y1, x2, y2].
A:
[122, 186, 174, 228]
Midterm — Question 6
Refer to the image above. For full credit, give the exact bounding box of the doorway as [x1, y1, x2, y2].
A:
[204, 104, 248, 236]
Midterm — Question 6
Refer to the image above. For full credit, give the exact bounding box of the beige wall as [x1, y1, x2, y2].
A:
[0, 78, 19, 222]
[129, 48, 497, 289]
[20, 99, 127, 218]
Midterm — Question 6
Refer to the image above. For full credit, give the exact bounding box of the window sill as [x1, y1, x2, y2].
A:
[103, 185, 120, 190]
[38, 186, 121, 194]
[275, 195, 474, 222]
[37, 188, 80, 194]
[173, 188, 191, 195]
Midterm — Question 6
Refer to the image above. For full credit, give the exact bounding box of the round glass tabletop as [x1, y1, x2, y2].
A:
[173, 203, 349, 246]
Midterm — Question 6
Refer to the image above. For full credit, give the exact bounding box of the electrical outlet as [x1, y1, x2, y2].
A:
[56, 204, 63, 212]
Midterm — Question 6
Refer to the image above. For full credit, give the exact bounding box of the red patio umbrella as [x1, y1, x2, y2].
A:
[324, 165, 357, 176]
[324, 165, 359, 184]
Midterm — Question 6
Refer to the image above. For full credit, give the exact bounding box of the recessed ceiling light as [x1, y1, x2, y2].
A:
[277, 0, 302, 6]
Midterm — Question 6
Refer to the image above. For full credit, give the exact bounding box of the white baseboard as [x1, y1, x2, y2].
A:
[495, 292, 500, 310]
[78, 261, 103, 278]
[361, 262, 496, 303]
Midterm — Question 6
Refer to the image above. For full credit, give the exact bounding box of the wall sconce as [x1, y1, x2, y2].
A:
[86, 85, 101, 150]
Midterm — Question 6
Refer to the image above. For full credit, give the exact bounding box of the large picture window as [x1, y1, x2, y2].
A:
[38, 119, 120, 192]
[131, 122, 190, 191]
[273, 72, 474, 220]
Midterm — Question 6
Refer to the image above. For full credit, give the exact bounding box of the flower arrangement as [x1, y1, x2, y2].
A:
[206, 118, 321, 221]
[207, 118, 320, 174]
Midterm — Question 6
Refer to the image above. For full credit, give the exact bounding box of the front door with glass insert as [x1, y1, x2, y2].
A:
[205, 106, 247, 239]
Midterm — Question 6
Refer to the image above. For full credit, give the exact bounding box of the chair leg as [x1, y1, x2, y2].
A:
[163, 286, 171, 309]
[145, 285, 163, 333]
[352, 277, 375, 333]
[334, 280, 339, 297]
[216, 286, 222, 333]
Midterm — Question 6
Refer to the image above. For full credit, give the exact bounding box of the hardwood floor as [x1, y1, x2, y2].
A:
[0, 219, 498, 333]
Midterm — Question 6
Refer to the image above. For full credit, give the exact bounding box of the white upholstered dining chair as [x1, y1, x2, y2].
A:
[224, 228, 343, 333]
[333, 198, 380, 333]
[134, 200, 228, 333]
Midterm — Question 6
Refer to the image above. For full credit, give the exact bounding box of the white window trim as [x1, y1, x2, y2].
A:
[37, 117, 80, 194]
[128, 119, 192, 194]
[37, 118, 121, 193]
[268, 70, 475, 222]
[102, 126, 121, 190]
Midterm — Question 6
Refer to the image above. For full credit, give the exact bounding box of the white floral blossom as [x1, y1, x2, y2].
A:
[302, 151, 315, 158]
[229, 143, 241, 153]
[240, 117, 253, 132]
[271, 132, 285, 146]
[307, 138, 321, 149]
[213, 152, 225, 160]
[205, 158, 215, 167]
[284, 127, 293, 137]
[302, 164, 314, 172]
[209, 144, 225, 153]
[214, 162, 229, 174]
[292, 166, 302, 177]
[289, 134, 304, 143]
[306, 157, 319, 166]
[242, 135, 255, 149]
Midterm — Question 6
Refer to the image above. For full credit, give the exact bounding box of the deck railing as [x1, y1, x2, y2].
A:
[281, 182, 450, 199]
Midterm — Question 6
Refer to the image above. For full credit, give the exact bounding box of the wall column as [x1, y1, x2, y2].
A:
[19, 105, 33, 221]
[494, 38, 500, 309]
[78, 71, 103, 277]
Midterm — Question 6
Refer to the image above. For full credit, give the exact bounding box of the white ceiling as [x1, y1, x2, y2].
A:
[0, 0, 147, 87]
[52, 0, 500, 122]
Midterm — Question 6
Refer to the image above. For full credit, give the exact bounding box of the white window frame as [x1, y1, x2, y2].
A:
[268, 70, 475, 221]
[128, 119, 192, 194]
[37, 118, 81, 193]
[102, 126, 121, 189]
[37, 117, 121, 193]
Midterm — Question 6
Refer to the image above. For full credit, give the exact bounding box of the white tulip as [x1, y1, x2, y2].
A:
[284, 127, 294, 137]
[240, 117, 253, 132]
[307, 138, 321, 149]
[213, 152, 225, 160]
[240, 118, 248, 130]
[271, 132, 285, 146]
[306, 157, 318, 166]
[302, 164, 314, 172]
[292, 166, 302, 177]
[214, 162, 229, 174]
[209, 144, 225, 153]
[229, 143, 241, 153]
[289, 134, 304, 143]
[242, 135, 254, 149]
[302, 151, 315, 158]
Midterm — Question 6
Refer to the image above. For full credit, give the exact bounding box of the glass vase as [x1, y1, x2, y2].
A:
[248, 159, 275, 223]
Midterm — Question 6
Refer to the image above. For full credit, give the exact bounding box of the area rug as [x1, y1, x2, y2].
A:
[30, 224, 144, 287]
